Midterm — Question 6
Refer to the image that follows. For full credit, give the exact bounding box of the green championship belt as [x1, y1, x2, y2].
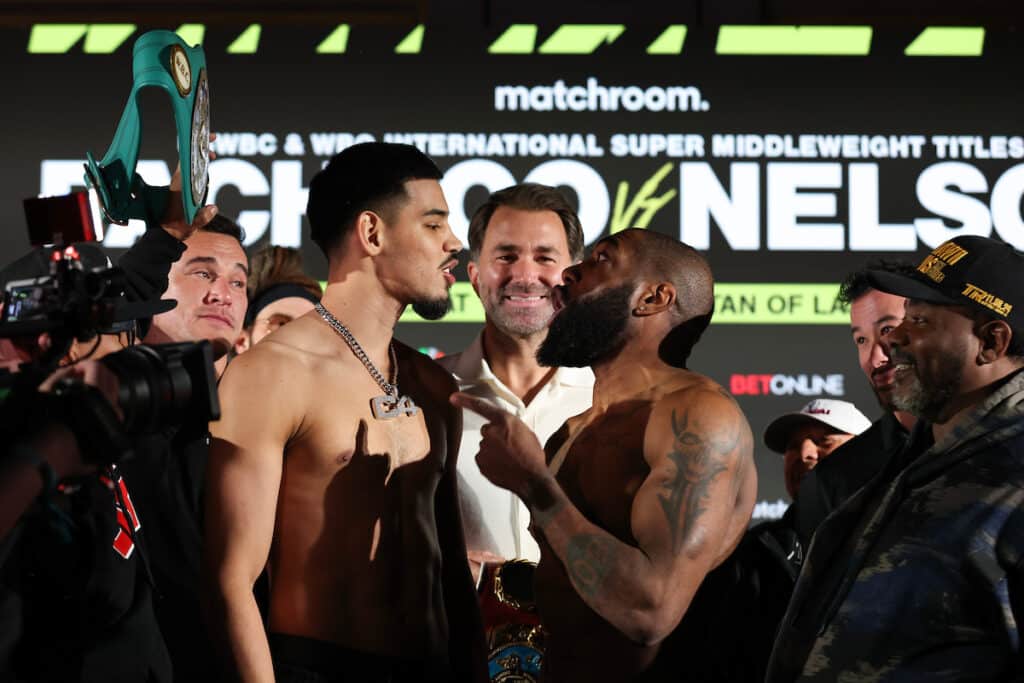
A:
[84, 29, 210, 225]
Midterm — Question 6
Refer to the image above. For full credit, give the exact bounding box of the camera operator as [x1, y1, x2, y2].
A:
[0, 355, 131, 540]
[0, 159, 232, 680]
[0, 298, 179, 682]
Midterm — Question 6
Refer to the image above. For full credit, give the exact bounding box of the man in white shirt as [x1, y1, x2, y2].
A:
[440, 183, 593, 571]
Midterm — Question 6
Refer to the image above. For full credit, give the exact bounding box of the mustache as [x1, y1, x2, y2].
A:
[871, 361, 894, 377]
[889, 349, 915, 366]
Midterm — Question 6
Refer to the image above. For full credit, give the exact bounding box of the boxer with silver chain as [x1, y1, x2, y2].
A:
[207, 143, 487, 683]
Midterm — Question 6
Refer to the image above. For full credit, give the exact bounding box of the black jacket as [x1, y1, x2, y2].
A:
[117, 225, 220, 680]
[792, 412, 908, 549]
[0, 460, 172, 682]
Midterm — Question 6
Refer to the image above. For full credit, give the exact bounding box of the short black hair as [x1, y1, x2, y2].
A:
[200, 213, 245, 245]
[838, 260, 917, 306]
[305, 142, 442, 258]
[467, 183, 584, 262]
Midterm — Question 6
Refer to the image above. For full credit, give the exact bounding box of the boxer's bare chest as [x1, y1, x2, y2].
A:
[548, 401, 654, 541]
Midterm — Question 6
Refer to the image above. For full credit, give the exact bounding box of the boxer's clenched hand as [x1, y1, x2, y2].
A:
[450, 392, 548, 499]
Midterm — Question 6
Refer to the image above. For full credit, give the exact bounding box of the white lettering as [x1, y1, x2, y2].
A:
[679, 162, 760, 250]
[767, 163, 843, 250]
[914, 161, 992, 247]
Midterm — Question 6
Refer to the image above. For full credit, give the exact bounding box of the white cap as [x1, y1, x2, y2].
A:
[763, 398, 872, 454]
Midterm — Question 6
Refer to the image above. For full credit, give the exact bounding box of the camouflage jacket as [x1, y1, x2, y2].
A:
[766, 369, 1024, 682]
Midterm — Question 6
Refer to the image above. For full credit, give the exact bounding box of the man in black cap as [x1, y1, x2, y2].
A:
[767, 235, 1024, 682]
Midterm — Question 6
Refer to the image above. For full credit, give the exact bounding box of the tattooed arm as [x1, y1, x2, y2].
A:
[453, 387, 754, 646]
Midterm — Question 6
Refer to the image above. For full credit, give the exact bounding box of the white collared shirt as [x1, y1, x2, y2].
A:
[439, 333, 594, 562]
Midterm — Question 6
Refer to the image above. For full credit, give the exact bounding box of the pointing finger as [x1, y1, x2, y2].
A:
[450, 392, 510, 422]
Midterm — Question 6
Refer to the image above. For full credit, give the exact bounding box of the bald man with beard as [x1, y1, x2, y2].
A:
[453, 229, 757, 682]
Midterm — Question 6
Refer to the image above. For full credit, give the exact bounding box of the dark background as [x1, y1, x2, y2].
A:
[2, 1, 1022, 515]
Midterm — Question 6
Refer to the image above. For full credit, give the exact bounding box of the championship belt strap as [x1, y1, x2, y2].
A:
[479, 560, 544, 682]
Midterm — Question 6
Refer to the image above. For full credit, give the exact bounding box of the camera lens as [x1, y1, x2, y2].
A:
[99, 342, 218, 435]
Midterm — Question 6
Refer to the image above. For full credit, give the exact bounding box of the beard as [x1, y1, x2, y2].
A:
[889, 346, 966, 423]
[483, 284, 554, 339]
[412, 296, 451, 321]
[537, 283, 634, 368]
[871, 382, 897, 414]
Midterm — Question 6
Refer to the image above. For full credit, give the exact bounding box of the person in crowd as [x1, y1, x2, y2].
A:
[764, 398, 872, 503]
[114, 212, 249, 681]
[792, 261, 918, 547]
[440, 183, 592, 572]
[234, 245, 321, 355]
[143, 214, 249, 378]
[453, 228, 756, 681]
[206, 142, 487, 682]
[768, 235, 1024, 681]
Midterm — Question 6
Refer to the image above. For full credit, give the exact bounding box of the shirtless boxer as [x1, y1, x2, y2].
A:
[205, 143, 486, 683]
[453, 229, 757, 681]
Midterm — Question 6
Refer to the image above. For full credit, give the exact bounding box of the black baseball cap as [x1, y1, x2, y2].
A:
[866, 235, 1024, 333]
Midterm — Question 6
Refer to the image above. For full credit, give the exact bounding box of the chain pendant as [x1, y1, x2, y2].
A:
[371, 394, 421, 420]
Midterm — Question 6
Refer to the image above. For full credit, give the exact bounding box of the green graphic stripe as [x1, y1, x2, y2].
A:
[395, 24, 424, 54]
[905, 27, 984, 56]
[82, 24, 135, 53]
[317, 24, 350, 53]
[716, 25, 872, 55]
[398, 283, 847, 324]
[28, 24, 87, 53]
[538, 24, 625, 54]
[489, 24, 537, 53]
[22, 23, 990, 57]
[227, 24, 261, 54]
[647, 25, 687, 54]
[176, 23, 206, 47]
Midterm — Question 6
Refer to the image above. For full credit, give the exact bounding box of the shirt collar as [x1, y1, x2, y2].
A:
[451, 332, 594, 389]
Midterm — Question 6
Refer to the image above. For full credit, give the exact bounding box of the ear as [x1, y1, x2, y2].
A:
[976, 318, 1013, 364]
[633, 282, 676, 317]
[234, 332, 251, 356]
[467, 260, 481, 297]
[353, 210, 384, 256]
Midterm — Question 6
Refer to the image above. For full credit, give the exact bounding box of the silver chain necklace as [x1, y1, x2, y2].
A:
[315, 302, 420, 420]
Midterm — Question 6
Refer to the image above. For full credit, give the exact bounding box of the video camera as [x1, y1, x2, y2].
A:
[38, 341, 220, 464]
[0, 191, 220, 462]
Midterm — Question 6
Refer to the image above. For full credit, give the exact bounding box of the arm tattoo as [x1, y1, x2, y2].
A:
[566, 533, 618, 599]
[657, 408, 735, 555]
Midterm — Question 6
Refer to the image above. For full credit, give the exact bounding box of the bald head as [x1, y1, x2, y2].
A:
[623, 228, 714, 324]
